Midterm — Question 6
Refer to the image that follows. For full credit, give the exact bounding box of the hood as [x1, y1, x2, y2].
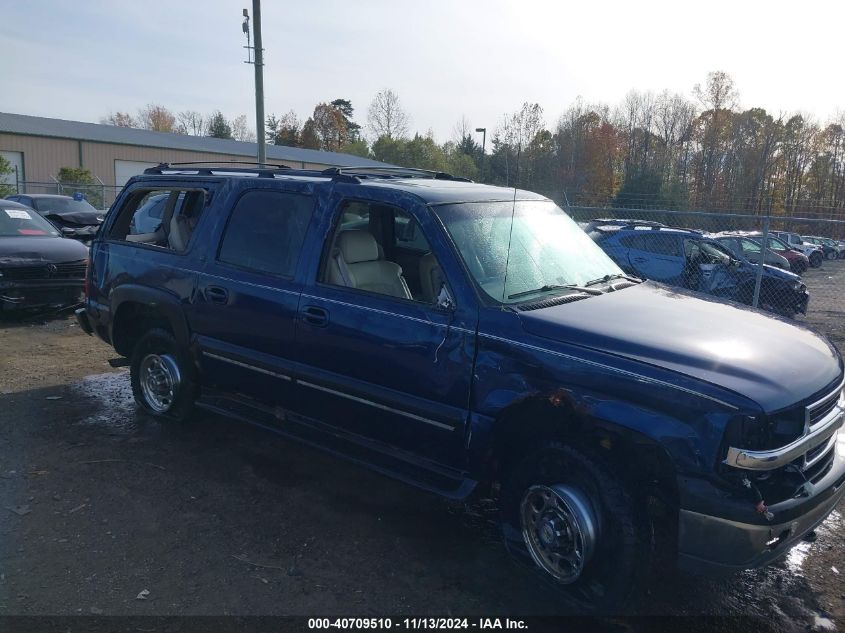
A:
[738, 261, 801, 282]
[44, 211, 103, 226]
[0, 236, 89, 266]
[518, 281, 842, 412]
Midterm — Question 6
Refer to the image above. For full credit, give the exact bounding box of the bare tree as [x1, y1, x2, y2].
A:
[693, 71, 739, 112]
[367, 89, 410, 139]
[451, 115, 473, 145]
[101, 112, 137, 127]
[176, 110, 205, 136]
[230, 114, 256, 142]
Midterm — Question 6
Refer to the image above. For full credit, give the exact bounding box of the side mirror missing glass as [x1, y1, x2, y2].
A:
[436, 283, 455, 311]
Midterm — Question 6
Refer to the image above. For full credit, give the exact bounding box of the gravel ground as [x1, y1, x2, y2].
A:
[800, 259, 845, 350]
[0, 311, 842, 631]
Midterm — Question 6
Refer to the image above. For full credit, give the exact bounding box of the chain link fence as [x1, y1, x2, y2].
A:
[8, 181, 122, 211]
[567, 205, 845, 349]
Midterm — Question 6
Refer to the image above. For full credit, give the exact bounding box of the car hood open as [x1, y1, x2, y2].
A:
[518, 281, 842, 412]
[0, 236, 89, 266]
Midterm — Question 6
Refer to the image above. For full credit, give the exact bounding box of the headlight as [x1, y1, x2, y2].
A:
[791, 280, 802, 291]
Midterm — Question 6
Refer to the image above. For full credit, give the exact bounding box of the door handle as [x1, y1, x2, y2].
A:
[632, 257, 647, 263]
[301, 305, 329, 327]
[205, 285, 229, 305]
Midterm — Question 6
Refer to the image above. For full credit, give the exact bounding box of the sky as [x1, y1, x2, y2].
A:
[2, 0, 844, 142]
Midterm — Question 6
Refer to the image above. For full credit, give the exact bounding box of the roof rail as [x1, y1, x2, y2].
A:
[321, 166, 472, 183]
[143, 161, 293, 178]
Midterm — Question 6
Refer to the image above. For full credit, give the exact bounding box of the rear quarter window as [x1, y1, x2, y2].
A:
[217, 190, 314, 278]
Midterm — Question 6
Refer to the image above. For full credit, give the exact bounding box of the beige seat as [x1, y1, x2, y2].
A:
[419, 251, 445, 304]
[329, 230, 412, 300]
[168, 213, 193, 251]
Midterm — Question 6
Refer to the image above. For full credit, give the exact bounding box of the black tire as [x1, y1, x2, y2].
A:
[130, 328, 197, 421]
[809, 251, 823, 268]
[791, 260, 807, 275]
[500, 443, 651, 614]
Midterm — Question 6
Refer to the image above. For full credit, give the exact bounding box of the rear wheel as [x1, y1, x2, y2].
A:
[500, 443, 651, 613]
[130, 328, 197, 421]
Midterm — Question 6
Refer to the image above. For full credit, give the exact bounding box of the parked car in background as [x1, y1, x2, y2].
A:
[4, 193, 104, 242]
[746, 233, 811, 274]
[711, 233, 791, 270]
[803, 236, 843, 260]
[129, 192, 169, 234]
[590, 223, 808, 317]
[581, 218, 667, 233]
[770, 231, 824, 268]
[0, 199, 88, 313]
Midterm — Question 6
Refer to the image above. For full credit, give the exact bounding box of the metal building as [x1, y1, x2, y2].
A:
[0, 111, 386, 204]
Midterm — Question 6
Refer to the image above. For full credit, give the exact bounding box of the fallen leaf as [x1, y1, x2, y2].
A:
[7, 505, 31, 516]
[136, 589, 150, 600]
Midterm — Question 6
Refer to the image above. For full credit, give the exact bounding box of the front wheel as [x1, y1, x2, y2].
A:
[130, 328, 197, 421]
[809, 251, 823, 268]
[500, 443, 651, 613]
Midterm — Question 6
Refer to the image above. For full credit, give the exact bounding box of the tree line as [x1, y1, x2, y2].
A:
[101, 106, 255, 142]
[101, 72, 845, 218]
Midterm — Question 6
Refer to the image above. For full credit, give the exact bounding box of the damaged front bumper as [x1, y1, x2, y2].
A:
[677, 438, 845, 574]
[0, 280, 84, 311]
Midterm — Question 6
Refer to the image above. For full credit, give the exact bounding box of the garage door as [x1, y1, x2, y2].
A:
[115, 160, 159, 188]
[1, 151, 24, 188]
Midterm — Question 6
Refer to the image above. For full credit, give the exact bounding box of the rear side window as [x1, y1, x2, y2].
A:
[109, 187, 206, 252]
[619, 234, 647, 250]
[217, 190, 314, 278]
[642, 233, 681, 256]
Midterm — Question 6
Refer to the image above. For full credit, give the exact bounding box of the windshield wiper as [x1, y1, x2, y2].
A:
[508, 284, 601, 300]
[583, 273, 641, 287]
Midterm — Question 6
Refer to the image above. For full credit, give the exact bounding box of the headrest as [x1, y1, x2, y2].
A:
[338, 230, 378, 264]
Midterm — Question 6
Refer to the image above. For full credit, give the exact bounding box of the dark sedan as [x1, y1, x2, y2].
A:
[4, 193, 104, 242]
[0, 200, 89, 313]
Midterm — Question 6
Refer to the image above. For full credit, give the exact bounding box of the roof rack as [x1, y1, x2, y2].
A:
[321, 166, 472, 183]
[143, 161, 293, 178]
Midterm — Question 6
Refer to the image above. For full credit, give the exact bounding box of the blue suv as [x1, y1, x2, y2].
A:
[589, 221, 809, 318]
[77, 164, 844, 612]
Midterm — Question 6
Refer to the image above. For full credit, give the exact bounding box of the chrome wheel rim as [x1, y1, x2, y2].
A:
[520, 484, 598, 584]
[139, 353, 180, 413]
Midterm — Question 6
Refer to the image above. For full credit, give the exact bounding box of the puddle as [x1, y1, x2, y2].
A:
[70, 371, 138, 433]
[787, 541, 813, 575]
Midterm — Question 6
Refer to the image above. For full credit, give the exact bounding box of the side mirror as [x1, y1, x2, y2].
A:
[436, 283, 455, 311]
[61, 227, 76, 237]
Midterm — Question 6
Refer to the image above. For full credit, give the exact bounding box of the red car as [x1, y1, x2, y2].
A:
[749, 233, 810, 274]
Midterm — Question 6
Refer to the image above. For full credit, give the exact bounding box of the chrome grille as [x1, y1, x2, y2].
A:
[808, 390, 840, 428]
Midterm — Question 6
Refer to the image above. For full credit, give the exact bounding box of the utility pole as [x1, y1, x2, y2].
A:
[475, 127, 486, 182]
[243, 2, 266, 165]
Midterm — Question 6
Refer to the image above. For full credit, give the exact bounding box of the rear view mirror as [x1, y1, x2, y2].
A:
[396, 217, 416, 242]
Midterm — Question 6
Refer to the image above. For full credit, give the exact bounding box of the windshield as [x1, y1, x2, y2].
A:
[0, 206, 60, 237]
[740, 238, 761, 253]
[33, 197, 98, 215]
[766, 236, 790, 250]
[434, 200, 623, 303]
